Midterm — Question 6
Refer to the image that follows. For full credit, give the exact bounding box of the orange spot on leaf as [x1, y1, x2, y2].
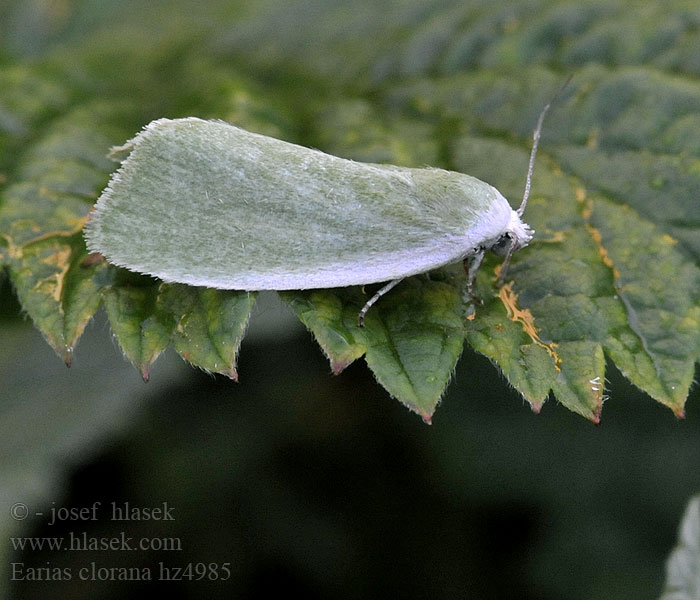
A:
[499, 282, 560, 371]
[585, 223, 615, 269]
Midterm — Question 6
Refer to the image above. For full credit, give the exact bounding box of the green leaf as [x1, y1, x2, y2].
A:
[100, 272, 171, 381]
[5, 233, 102, 364]
[0, 56, 276, 379]
[588, 196, 698, 415]
[80, 259, 257, 381]
[285, 279, 465, 422]
[359, 278, 465, 423]
[0, 101, 131, 361]
[369, 68, 700, 418]
[281, 289, 366, 374]
[1, 0, 699, 422]
[156, 284, 256, 380]
[660, 494, 700, 600]
[464, 276, 559, 416]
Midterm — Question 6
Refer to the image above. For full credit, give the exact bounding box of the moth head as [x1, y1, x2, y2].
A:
[491, 209, 534, 256]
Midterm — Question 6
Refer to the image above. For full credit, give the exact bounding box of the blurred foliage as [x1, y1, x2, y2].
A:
[0, 0, 699, 598]
[661, 494, 700, 600]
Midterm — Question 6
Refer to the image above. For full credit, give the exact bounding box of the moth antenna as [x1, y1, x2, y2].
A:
[517, 75, 573, 216]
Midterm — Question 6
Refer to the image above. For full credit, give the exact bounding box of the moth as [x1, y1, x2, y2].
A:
[85, 82, 568, 325]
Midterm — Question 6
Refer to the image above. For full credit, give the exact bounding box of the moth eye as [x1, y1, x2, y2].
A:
[491, 232, 513, 256]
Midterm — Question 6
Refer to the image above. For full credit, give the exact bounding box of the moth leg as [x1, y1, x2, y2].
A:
[464, 248, 486, 304]
[496, 234, 519, 287]
[357, 278, 403, 327]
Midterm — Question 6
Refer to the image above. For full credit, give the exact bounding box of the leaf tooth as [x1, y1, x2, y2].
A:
[63, 346, 73, 367]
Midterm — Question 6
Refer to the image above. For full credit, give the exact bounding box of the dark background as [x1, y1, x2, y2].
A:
[4, 285, 699, 600]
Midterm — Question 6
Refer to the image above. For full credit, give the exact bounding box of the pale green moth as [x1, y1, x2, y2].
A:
[84, 87, 563, 324]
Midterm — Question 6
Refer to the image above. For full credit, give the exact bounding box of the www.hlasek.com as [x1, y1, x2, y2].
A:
[11, 531, 181, 553]
[11, 561, 232, 582]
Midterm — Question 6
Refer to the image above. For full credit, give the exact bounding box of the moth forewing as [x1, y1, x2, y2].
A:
[85, 118, 519, 294]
